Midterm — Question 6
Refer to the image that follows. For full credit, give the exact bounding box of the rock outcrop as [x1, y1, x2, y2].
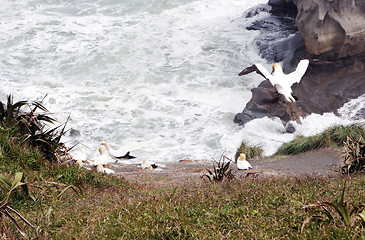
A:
[234, 0, 365, 129]
[234, 57, 365, 128]
[294, 0, 365, 59]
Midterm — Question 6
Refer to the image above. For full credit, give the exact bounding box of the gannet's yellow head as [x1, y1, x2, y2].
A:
[96, 164, 104, 172]
[98, 146, 106, 154]
[272, 63, 281, 73]
[239, 153, 246, 161]
[76, 159, 83, 167]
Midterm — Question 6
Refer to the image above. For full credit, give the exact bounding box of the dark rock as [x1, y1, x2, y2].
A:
[268, 0, 297, 14]
[235, 57, 365, 126]
[69, 128, 81, 137]
[235, 0, 365, 127]
[242, 4, 271, 18]
[285, 122, 296, 133]
[245, 0, 305, 70]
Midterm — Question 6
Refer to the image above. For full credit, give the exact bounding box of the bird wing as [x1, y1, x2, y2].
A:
[238, 64, 273, 82]
[115, 151, 136, 160]
[287, 59, 309, 85]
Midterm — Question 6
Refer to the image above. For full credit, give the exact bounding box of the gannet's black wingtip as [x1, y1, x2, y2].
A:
[238, 64, 257, 76]
[116, 151, 137, 159]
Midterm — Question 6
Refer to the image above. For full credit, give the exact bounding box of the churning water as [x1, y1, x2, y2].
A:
[1, 0, 363, 162]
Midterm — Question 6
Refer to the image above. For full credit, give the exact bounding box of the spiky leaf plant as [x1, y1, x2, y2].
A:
[0, 172, 35, 238]
[201, 156, 235, 182]
[301, 182, 365, 233]
[0, 95, 69, 164]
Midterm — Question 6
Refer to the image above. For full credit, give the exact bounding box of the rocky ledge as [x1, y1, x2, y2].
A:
[234, 0, 365, 129]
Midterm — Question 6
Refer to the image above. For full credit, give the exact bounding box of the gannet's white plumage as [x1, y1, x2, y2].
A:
[239, 59, 310, 102]
[101, 141, 136, 162]
[96, 164, 115, 174]
[71, 149, 87, 162]
[237, 153, 252, 170]
[93, 146, 111, 166]
[141, 159, 158, 169]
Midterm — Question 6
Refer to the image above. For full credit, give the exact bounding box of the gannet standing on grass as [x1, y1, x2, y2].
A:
[237, 153, 252, 170]
[238, 59, 310, 102]
[101, 141, 136, 162]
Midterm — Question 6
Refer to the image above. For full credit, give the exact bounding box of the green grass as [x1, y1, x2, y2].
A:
[235, 141, 263, 162]
[1, 97, 365, 238]
[3, 175, 365, 239]
[276, 124, 365, 155]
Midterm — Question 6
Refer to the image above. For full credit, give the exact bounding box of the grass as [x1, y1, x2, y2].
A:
[1, 96, 365, 238]
[276, 124, 365, 155]
[3, 175, 365, 239]
[235, 141, 263, 162]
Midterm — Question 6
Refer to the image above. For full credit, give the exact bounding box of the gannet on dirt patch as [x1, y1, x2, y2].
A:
[93, 146, 112, 166]
[237, 153, 252, 170]
[96, 164, 115, 174]
[238, 59, 310, 102]
[101, 141, 136, 162]
[141, 159, 158, 169]
[71, 149, 87, 168]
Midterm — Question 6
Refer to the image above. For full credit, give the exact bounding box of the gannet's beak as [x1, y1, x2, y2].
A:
[271, 68, 275, 74]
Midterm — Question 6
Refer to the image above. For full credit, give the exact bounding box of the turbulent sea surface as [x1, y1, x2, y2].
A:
[1, 0, 363, 162]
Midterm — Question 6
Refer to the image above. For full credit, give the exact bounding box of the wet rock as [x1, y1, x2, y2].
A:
[285, 122, 296, 133]
[245, 0, 306, 70]
[69, 128, 81, 137]
[235, 0, 365, 127]
[235, 57, 365, 126]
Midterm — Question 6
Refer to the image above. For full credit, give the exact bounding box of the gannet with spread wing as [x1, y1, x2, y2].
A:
[238, 59, 310, 102]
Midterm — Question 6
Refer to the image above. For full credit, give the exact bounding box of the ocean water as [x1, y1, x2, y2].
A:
[1, 0, 363, 163]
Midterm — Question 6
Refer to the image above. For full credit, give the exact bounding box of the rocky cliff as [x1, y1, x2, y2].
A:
[234, 0, 365, 130]
[294, 0, 365, 59]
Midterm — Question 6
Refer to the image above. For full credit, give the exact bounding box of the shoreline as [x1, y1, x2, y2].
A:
[110, 147, 343, 183]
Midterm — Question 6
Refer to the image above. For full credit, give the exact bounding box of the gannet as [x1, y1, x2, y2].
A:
[93, 146, 111, 166]
[96, 164, 115, 174]
[71, 149, 87, 168]
[238, 59, 310, 102]
[101, 141, 136, 161]
[237, 153, 252, 170]
[141, 159, 158, 169]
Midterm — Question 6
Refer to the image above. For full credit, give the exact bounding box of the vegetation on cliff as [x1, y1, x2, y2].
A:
[1, 96, 365, 239]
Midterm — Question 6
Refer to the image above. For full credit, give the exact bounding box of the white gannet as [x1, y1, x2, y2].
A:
[71, 149, 87, 168]
[93, 146, 112, 166]
[101, 141, 136, 162]
[96, 164, 115, 174]
[141, 159, 158, 169]
[238, 59, 310, 102]
[237, 153, 252, 170]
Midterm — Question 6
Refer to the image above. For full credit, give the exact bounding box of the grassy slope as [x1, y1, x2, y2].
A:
[5, 175, 365, 239]
[1, 124, 365, 238]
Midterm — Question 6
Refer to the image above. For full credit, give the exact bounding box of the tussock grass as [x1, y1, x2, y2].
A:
[235, 141, 263, 162]
[276, 124, 365, 155]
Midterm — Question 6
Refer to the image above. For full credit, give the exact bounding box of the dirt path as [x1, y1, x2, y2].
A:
[111, 148, 343, 182]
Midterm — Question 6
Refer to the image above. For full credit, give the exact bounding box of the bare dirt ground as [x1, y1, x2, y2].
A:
[111, 148, 343, 182]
